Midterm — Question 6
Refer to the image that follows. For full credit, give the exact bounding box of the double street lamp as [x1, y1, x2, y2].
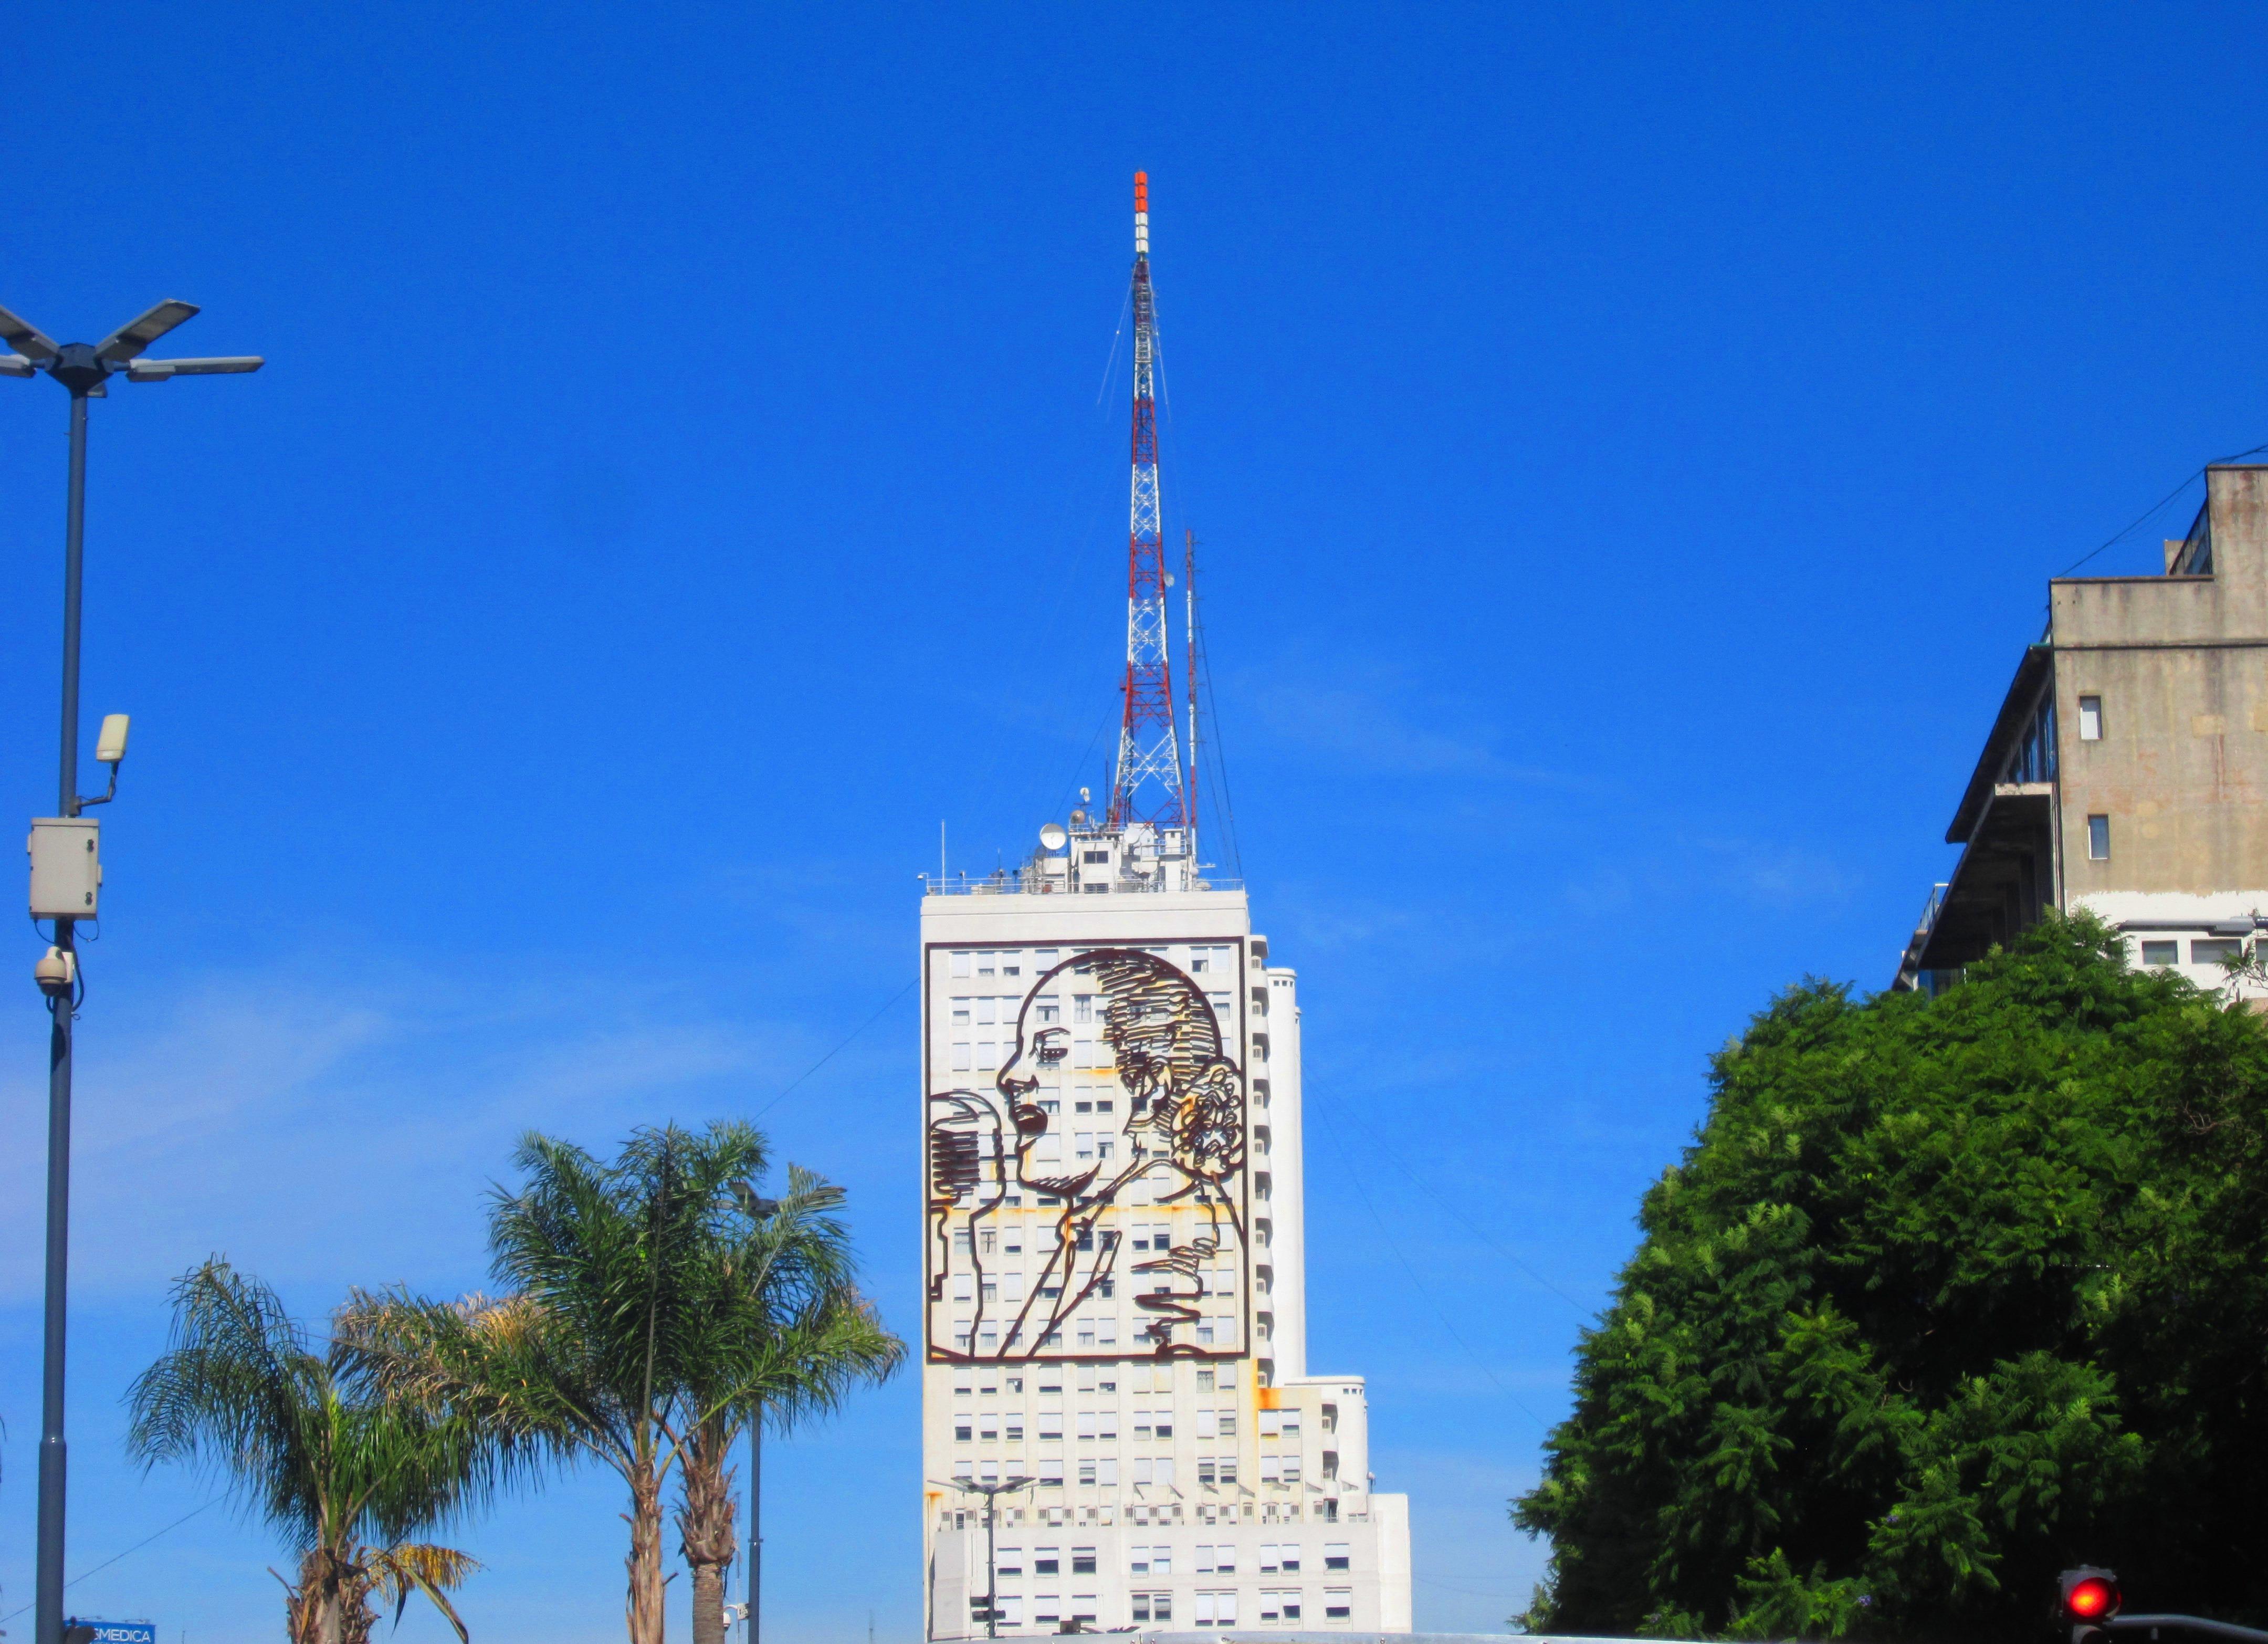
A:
[937, 1475, 1035, 1640]
[1, 298, 261, 1644]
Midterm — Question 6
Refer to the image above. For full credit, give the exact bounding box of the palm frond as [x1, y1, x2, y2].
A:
[365, 1542, 481, 1643]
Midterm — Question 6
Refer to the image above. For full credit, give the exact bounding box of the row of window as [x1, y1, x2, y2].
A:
[983, 1590, 1352, 1628]
[2139, 938, 2250, 967]
[992, 1542, 1348, 1577]
[950, 1318, 1238, 1352]
[948, 1365, 1262, 1397]
[948, 1265, 1236, 1303]
[952, 1454, 1312, 1487]
[953, 1407, 1245, 1441]
[946, 945, 1239, 980]
[948, 992, 1238, 1023]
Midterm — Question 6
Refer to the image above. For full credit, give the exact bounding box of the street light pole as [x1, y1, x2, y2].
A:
[1, 299, 260, 1644]
[942, 1477, 1033, 1640]
[747, 1399, 761, 1644]
[33, 379, 91, 1644]
[728, 1183, 780, 1644]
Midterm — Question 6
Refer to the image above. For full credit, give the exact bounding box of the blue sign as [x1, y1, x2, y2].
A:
[75, 1622, 155, 1644]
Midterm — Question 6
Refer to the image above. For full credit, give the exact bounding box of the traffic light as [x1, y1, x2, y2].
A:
[2061, 1567, 2123, 1644]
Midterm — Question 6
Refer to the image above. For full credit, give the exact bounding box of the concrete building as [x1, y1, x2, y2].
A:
[919, 815, 1413, 1638]
[1896, 462, 2268, 993]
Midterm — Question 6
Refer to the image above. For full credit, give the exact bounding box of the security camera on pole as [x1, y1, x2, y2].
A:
[2, 297, 261, 1644]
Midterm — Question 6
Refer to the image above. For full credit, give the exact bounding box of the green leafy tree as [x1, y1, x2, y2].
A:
[344, 1122, 901, 1644]
[125, 1260, 501, 1644]
[1515, 913, 2268, 1642]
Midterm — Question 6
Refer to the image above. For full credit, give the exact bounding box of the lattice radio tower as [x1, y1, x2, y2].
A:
[1106, 171, 1192, 833]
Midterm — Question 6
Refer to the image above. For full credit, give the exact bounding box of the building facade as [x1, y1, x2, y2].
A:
[920, 817, 1413, 1637]
[1897, 463, 2268, 993]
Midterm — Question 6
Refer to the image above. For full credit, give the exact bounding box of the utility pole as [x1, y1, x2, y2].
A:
[0, 299, 260, 1644]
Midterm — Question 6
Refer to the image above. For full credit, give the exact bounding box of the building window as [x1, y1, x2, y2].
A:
[1195, 1590, 1238, 1627]
[2079, 695, 2103, 740]
[1325, 1543, 1350, 1570]
[1324, 1589, 1352, 1621]
[1073, 994, 1095, 1023]
[2087, 814, 2110, 861]
[1072, 1547, 1097, 1575]
[1131, 1593, 1171, 1623]
[996, 1549, 1022, 1577]
[2193, 938, 2244, 965]
[1033, 1548, 1059, 1576]
[2138, 939, 2178, 966]
[950, 950, 972, 978]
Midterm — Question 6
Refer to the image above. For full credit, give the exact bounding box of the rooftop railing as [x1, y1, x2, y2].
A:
[919, 868, 1242, 897]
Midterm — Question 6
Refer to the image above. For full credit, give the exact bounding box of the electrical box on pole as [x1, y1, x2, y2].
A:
[28, 818, 100, 919]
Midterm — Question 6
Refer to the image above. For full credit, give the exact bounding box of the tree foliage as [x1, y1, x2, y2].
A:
[343, 1121, 901, 1644]
[1515, 914, 2268, 1642]
[125, 1260, 500, 1644]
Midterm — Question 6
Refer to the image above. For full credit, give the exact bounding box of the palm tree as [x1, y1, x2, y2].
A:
[344, 1122, 902, 1644]
[125, 1260, 502, 1644]
[670, 1165, 904, 1644]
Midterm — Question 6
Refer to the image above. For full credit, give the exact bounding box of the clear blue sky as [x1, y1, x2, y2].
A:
[2, 4, 2264, 1640]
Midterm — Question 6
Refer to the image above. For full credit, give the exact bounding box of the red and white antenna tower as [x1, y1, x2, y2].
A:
[1106, 171, 1191, 834]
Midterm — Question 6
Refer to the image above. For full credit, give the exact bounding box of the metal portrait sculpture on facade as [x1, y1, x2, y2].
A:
[926, 946, 1248, 1362]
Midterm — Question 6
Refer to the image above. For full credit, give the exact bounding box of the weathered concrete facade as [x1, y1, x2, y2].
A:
[1897, 464, 2268, 992]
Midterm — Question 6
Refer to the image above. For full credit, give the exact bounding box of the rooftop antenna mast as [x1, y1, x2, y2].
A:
[1105, 171, 1191, 835]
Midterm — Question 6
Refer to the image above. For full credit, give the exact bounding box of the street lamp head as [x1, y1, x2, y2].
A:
[0, 301, 58, 364]
[48, 343, 113, 397]
[127, 356, 265, 382]
[0, 300, 260, 395]
[95, 716, 128, 766]
[95, 299, 198, 364]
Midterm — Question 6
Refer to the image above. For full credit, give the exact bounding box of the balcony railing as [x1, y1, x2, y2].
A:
[1915, 881, 1949, 941]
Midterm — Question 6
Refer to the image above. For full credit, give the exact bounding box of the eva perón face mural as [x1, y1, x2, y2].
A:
[926, 944, 1248, 1363]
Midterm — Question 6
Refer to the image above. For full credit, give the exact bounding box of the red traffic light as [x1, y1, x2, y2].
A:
[2061, 1568, 2123, 1625]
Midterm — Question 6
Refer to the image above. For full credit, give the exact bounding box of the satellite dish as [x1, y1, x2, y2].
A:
[1040, 822, 1069, 852]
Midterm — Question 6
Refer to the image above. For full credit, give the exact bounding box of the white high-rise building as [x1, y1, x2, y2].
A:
[920, 816, 1412, 1638]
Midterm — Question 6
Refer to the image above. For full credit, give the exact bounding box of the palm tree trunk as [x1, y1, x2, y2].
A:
[289, 1546, 354, 1644]
[627, 1462, 668, 1644]
[677, 1420, 739, 1644]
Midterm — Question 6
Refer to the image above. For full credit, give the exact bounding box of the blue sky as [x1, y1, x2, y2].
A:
[3, 3, 2266, 1640]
